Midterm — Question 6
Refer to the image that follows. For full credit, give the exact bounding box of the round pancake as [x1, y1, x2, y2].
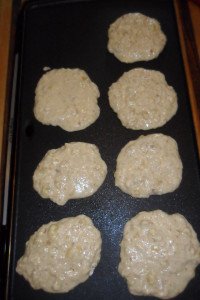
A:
[108, 68, 177, 130]
[16, 215, 102, 293]
[33, 142, 107, 205]
[107, 13, 166, 63]
[115, 134, 183, 198]
[119, 210, 200, 299]
[34, 68, 100, 132]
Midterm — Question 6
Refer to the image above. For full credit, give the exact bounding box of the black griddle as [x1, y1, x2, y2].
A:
[4, 0, 200, 299]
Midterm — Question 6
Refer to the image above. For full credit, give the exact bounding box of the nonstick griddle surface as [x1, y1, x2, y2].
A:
[7, 0, 200, 299]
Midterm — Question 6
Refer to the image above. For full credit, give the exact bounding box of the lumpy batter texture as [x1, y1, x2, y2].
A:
[115, 134, 183, 198]
[108, 68, 177, 130]
[108, 13, 166, 63]
[34, 68, 100, 132]
[119, 210, 200, 299]
[16, 215, 102, 293]
[33, 142, 107, 205]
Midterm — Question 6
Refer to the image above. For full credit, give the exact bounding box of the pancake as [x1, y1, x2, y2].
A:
[16, 215, 102, 293]
[108, 13, 166, 63]
[108, 68, 177, 130]
[119, 210, 200, 299]
[115, 134, 183, 198]
[34, 68, 100, 131]
[33, 142, 107, 205]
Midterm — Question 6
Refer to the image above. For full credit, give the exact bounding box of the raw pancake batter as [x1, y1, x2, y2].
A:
[119, 210, 200, 299]
[108, 13, 166, 63]
[115, 134, 182, 198]
[33, 142, 107, 205]
[34, 68, 100, 131]
[16, 215, 102, 293]
[108, 68, 177, 130]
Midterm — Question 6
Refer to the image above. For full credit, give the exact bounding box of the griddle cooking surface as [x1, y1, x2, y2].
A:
[8, 0, 200, 299]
